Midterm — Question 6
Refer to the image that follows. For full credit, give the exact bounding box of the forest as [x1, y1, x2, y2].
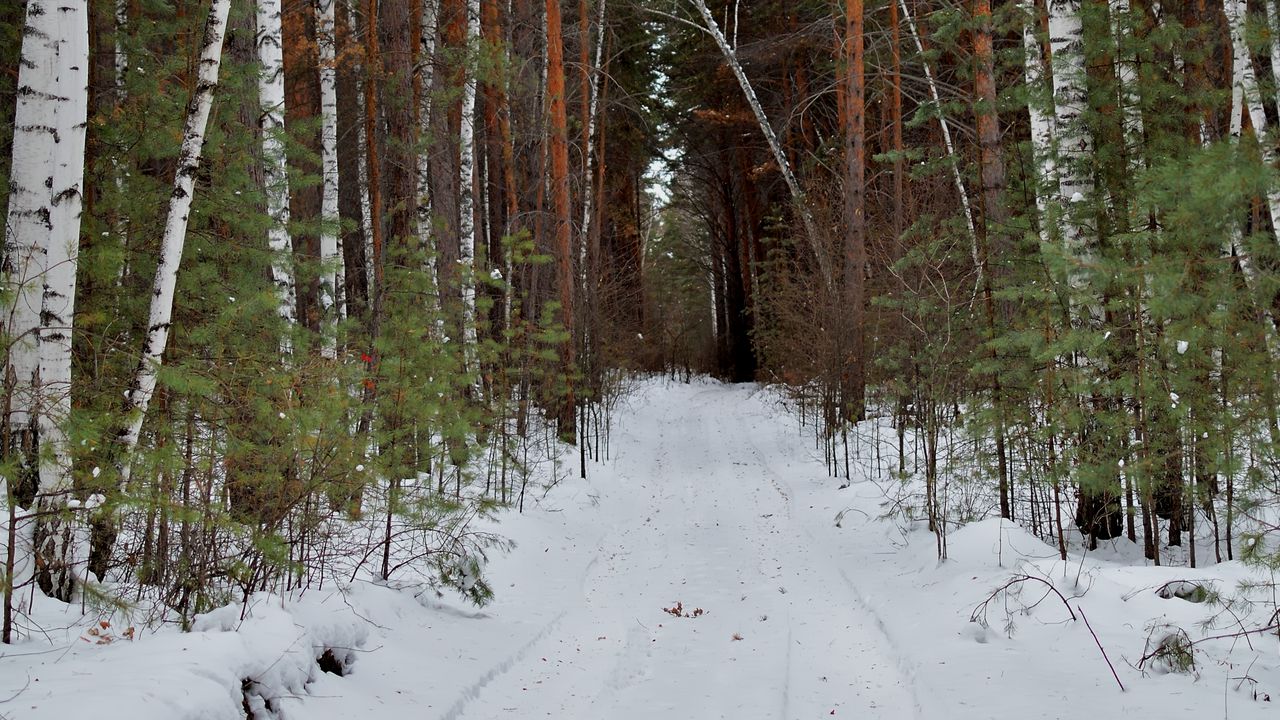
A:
[4, 0, 1280, 714]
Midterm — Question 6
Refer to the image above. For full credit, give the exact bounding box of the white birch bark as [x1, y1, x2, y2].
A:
[1047, 0, 1093, 263]
[317, 0, 341, 359]
[1225, 0, 1280, 356]
[4, 0, 62, 442]
[1110, 0, 1143, 164]
[688, 0, 833, 289]
[257, 0, 296, 351]
[1022, 0, 1056, 245]
[417, 0, 446, 340]
[38, 22, 86, 492]
[350, 0, 374, 296]
[1228, 0, 1280, 233]
[732, 0, 739, 50]
[459, 0, 481, 355]
[417, 0, 439, 246]
[115, 0, 127, 91]
[898, 0, 979, 266]
[1267, 0, 1280, 122]
[3, 0, 90, 600]
[1229, 0, 1253, 139]
[117, 0, 233, 483]
[112, 0, 129, 285]
[578, 0, 606, 267]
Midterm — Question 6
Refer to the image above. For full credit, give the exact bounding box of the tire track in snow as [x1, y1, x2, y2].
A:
[440, 529, 607, 720]
[716, 386, 926, 717]
[443, 382, 920, 720]
[436, 608, 570, 720]
[737, 389, 926, 719]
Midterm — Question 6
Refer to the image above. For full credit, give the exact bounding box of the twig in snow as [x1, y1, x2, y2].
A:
[0, 673, 30, 703]
[1078, 606, 1124, 691]
[970, 573, 1077, 629]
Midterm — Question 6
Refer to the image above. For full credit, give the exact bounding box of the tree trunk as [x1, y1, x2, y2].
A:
[547, 0, 576, 443]
[973, 0, 1011, 518]
[1047, 0, 1094, 274]
[317, 0, 341, 359]
[283, 0, 322, 336]
[113, 0, 232, 571]
[1022, 0, 1056, 245]
[335, 0, 369, 334]
[459, 0, 482, 370]
[690, 0, 832, 289]
[841, 0, 866, 423]
[258, 0, 297, 351]
[3, 0, 88, 600]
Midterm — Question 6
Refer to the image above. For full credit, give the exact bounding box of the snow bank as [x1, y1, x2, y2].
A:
[4, 591, 368, 720]
[821, 498, 1280, 717]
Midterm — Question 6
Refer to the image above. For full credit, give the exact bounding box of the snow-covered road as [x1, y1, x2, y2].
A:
[427, 381, 919, 719]
[13, 379, 1277, 719]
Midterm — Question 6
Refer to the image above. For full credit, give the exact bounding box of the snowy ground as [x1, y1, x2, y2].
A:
[3, 378, 1278, 719]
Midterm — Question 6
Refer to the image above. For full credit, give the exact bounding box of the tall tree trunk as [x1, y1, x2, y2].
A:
[283, 0, 323, 336]
[841, 0, 867, 422]
[690, 0, 833, 289]
[973, 0, 1012, 518]
[890, 0, 904, 252]
[335, 0, 369, 334]
[258, 0, 296, 351]
[364, 0, 384, 344]
[417, 0, 439, 278]
[481, 0, 515, 338]
[459, 0, 482, 369]
[1047, 0, 1094, 277]
[318, 0, 341, 358]
[1022, 0, 1056, 245]
[431, 0, 464, 335]
[3, 0, 90, 601]
[547, 0, 576, 443]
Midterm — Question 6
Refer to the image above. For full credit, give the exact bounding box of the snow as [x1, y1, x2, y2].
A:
[5, 591, 367, 720]
[2, 378, 1277, 718]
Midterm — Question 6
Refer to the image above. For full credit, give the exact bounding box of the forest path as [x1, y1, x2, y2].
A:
[446, 380, 919, 720]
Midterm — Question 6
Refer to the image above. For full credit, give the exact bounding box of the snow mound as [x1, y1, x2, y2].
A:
[191, 593, 370, 718]
[7, 591, 369, 720]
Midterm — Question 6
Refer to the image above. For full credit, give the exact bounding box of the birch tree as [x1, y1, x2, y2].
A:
[417, 0, 438, 251]
[1022, 0, 1055, 245]
[318, 0, 341, 359]
[1218, 0, 1280, 355]
[3, 0, 91, 601]
[116, 0, 234, 484]
[1267, 0, 1280, 122]
[687, 0, 832, 289]
[1227, 0, 1280, 244]
[579, 0, 606, 262]
[258, 0, 296, 349]
[897, 0, 979, 259]
[459, 0, 481, 358]
[1046, 0, 1094, 284]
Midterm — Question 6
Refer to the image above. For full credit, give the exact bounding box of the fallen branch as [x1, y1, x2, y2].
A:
[970, 573, 1077, 628]
[1079, 606, 1124, 691]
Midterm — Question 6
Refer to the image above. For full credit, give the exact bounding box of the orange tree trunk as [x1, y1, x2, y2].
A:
[973, 0, 1012, 518]
[841, 0, 867, 422]
[547, 0, 577, 442]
